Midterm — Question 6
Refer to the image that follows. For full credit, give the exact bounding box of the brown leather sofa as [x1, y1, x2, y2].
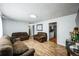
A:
[0, 36, 35, 56]
[11, 32, 29, 43]
[33, 32, 47, 43]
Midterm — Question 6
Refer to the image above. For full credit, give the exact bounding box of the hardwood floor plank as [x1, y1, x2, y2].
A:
[23, 38, 67, 56]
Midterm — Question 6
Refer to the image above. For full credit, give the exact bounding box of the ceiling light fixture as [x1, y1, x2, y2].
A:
[30, 14, 36, 18]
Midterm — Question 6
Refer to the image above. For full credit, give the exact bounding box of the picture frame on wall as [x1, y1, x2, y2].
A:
[36, 24, 43, 31]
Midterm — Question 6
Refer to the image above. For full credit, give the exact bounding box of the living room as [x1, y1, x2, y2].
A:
[0, 3, 79, 56]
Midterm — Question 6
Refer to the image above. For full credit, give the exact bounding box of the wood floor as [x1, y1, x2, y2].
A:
[49, 37, 57, 44]
[23, 37, 67, 56]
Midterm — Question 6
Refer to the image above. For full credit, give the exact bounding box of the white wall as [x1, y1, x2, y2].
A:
[32, 13, 77, 46]
[2, 18, 29, 36]
[0, 16, 3, 37]
[56, 14, 76, 46]
[76, 9, 79, 27]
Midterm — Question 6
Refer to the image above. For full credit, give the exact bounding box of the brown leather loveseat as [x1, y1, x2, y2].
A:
[33, 32, 47, 43]
[11, 32, 29, 43]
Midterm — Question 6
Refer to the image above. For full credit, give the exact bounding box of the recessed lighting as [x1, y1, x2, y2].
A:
[30, 14, 36, 18]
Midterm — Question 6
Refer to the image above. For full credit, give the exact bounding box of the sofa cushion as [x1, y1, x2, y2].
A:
[20, 48, 35, 56]
[11, 38, 21, 44]
[0, 37, 13, 56]
[0, 37, 12, 47]
[3, 35, 13, 43]
[3, 35, 11, 40]
[13, 41, 29, 55]
[0, 45, 13, 56]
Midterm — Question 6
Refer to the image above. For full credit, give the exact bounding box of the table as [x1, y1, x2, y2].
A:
[66, 40, 79, 56]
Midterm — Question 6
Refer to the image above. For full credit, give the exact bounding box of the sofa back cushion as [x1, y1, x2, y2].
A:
[0, 36, 13, 56]
[12, 32, 29, 38]
[38, 32, 47, 36]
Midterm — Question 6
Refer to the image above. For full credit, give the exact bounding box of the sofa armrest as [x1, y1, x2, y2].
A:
[20, 48, 35, 56]
[0, 45, 13, 56]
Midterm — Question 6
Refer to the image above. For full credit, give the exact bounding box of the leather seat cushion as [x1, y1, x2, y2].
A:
[13, 41, 28, 55]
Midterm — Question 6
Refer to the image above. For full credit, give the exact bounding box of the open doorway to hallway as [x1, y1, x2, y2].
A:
[49, 22, 57, 44]
[32, 25, 35, 36]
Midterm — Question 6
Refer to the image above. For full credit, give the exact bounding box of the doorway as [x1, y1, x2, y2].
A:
[32, 25, 35, 36]
[49, 22, 57, 43]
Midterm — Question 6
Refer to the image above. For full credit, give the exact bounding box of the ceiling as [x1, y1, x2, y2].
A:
[0, 3, 79, 23]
